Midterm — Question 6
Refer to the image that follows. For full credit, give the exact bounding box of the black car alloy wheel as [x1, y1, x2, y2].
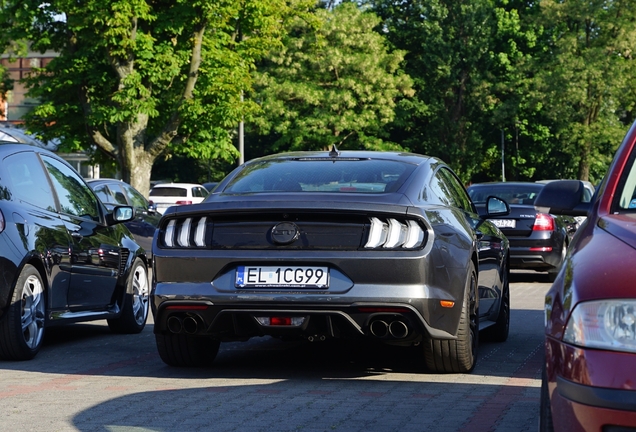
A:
[0, 264, 46, 360]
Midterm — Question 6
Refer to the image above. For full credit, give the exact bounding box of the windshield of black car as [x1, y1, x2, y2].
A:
[468, 184, 544, 205]
[223, 158, 416, 194]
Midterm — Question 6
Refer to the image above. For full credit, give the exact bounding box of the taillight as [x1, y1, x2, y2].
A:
[533, 213, 555, 231]
[176, 200, 192, 205]
[365, 217, 425, 249]
[0, 209, 4, 233]
[163, 217, 208, 248]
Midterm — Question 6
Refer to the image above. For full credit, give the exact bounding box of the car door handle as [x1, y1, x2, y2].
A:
[71, 231, 83, 240]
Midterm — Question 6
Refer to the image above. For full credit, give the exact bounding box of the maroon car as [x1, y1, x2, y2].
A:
[536, 123, 636, 430]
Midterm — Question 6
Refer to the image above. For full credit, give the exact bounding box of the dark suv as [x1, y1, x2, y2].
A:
[0, 142, 149, 360]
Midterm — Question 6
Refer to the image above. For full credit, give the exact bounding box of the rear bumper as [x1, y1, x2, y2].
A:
[151, 280, 459, 343]
[508, 238, 563, 270]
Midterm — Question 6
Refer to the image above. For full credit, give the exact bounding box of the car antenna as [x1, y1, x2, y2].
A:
[329, 144, 340, 158]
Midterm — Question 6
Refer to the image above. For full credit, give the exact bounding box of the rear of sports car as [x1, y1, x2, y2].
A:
[150, 151, 477, 371]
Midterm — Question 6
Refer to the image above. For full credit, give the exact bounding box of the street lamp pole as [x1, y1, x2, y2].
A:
[239, 91, 244, 165]
[501, 129, 505, 182]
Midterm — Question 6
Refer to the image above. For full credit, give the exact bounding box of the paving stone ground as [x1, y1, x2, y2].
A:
[0, 270, 548, 432]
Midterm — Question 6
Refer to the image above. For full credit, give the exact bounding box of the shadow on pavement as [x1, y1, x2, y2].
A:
[510, 270, 553, 284]
[0, 308, 545, 382]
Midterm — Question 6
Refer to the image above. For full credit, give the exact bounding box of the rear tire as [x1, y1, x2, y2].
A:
[488, 265, 510, 342]
[424, 263, 479, 373]
[0, 264, 46, 360]
[107, 258, 149, 334]
[155, 333, 220, 367]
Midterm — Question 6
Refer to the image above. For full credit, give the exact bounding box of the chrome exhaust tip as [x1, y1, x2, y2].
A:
[369, 320, 389, 338]
[389, 321, 409, 339]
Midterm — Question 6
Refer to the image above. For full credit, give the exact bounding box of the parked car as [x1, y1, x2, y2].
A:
[0, 142, 149, 361]
[536, 179, 596, 228]
[148, 182, 209, 215]
[536, 125, 636, 430]
[151, 149, 511, 371]
[202, 182, 219, 192]
[88, 178, 161, 256]
[467, 182, 578, 281]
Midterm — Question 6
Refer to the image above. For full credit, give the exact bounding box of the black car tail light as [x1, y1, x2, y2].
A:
[365, 217, 425, 249]
[533, 213, 555, 231]
[163, 217, 208, 248]
[0, 209, 4, 233]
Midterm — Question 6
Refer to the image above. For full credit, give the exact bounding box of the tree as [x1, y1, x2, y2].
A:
[363, 0, 511, 182]
[250, 2, 413, 153]
[531, 0, 636, 183]
[0, 0, 313, 196]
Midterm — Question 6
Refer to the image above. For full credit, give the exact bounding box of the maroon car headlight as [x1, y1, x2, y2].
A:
[563, 300, 636, 353]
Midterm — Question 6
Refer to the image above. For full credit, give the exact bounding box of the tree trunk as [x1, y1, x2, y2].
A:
[578, 143, 591, 182]
[117, 115, 156, 197]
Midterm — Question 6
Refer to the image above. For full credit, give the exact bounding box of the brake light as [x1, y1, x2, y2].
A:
[176, 200, 192, 205]
[365, 217, 425, 249]
[533, 213, 555, 231]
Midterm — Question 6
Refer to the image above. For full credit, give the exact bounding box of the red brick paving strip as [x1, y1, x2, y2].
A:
[458, 343, 543, 432]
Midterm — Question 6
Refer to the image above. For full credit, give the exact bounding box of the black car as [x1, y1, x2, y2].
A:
[202, 182, 219, 192]
[88, 178, 161, 256]
[467, 182, 577, 281]
[0, 142, 149, 361]
[151, 149, 511, 372]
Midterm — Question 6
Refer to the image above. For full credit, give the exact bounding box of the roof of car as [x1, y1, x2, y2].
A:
[247, 150, 435, 165]
[0, 140, 58, 156]
[150, 182, 205, 188]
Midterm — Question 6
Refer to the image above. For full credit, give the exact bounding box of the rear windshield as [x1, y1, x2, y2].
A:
[224, 158, 416, 194]
[468, 184, 544, 205]
[149, 187, 187, 197]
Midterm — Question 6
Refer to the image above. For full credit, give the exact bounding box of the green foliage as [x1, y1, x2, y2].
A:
[0, 0, 315, 194]
[250, 2, 413, 152]
[361, 0, 526, 183]
[528, 0, 636, 182]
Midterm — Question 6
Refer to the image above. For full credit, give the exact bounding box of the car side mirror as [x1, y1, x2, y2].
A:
[107, 205, 135, 225]
[486, 196, 509, 216]
[147, 201, 158, 214]
[534, 180, 590, 216]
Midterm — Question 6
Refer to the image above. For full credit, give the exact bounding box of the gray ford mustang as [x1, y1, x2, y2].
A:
[150, 149, 511, 373]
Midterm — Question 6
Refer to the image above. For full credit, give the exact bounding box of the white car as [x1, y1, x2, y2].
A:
[149, 183, 209, 215]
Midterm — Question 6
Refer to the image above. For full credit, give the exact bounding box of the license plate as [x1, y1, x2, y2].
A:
[489, 219, 516, 228]
[235, 266, 329, 288]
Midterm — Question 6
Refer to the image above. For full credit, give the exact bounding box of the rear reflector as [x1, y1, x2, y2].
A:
[357, 307, 411, 313]
[165, 305, 209, 311]
[530, 246, 553, 252]
[176, 200, 193, 205]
